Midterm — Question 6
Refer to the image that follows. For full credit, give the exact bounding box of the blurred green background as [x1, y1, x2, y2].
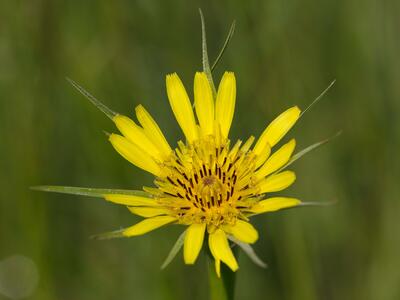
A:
[1, 1, 399, 299]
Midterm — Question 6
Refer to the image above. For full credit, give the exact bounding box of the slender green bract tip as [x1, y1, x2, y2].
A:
[301, 79, 337, 117]
[66, 77, 117, 120]
[30, 185, 151, 198]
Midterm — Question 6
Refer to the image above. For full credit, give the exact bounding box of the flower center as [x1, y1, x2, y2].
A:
[145, 136, 260, 228]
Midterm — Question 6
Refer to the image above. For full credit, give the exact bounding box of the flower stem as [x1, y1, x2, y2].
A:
[207, 249, 237, 300]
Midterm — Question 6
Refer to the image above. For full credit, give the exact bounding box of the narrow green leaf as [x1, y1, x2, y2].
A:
[199, 8, 217, 97]
[66, 77, 117, 120]
[228, 236, 267, 268]
[31, 185, 151, 198]
[211, 20, 236, 72]
[160, 230, 186, 270]
[277, 131, 342, 172]
[300, 80, 336, 117]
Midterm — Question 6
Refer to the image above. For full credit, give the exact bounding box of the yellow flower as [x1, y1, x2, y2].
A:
[103, 71, 301, 276]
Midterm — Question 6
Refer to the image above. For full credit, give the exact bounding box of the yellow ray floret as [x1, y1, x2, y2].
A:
[194, 72, 214, 137]
[256, 139, 296, 179]
[135, 105, 172, 158]
[259, 170, 296, 194]
[113, 114, 163, 161]
[123, 216, 176, 237]
[253, 106, 300, 155]
[166, 73, 199, 143]
[209, 229, 239, 272]
[249, 197, 301, 215]
[215, 72, 236, 140]
[184, 223, 206, 264]
[223, 220, 259, 244]
[109, 134, 161, 176]
[104, 194, 160, 206]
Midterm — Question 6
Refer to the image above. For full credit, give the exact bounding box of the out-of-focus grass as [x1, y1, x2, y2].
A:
[0, 1, 399, 299]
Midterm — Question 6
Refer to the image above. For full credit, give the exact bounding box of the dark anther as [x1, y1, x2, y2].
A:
[167, 176, 175, 185]
[202, 164, 207, 176]
[177, 193, 184, 198]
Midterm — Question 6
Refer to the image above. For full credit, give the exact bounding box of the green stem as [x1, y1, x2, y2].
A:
[207, 248, 238, 300]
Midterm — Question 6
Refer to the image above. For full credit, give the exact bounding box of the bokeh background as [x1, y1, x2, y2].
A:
[1, 1, 399, 299]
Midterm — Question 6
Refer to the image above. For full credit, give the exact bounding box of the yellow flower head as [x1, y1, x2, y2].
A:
[104, 71, 301, 275]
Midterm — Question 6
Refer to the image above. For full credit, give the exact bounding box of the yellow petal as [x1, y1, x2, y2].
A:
[166, 73, 198, 143]
[128, 207, 170, 217]
[215, 259, 221, 278]
[253, 106, 300, 155]
[135, 105, 172, 158]
[250, 197, 301, 214]
[194, 72, 214, 136]
[184, 223, 206, 264]
[254, 142, 271, 169]
[123, 216, 176, 237]
[109, 134, 161, 176]
[208, 229, 238, 272]
[104, 194, 159, 206]
[224, 220, 259, 244]
[215, 72, 236, 139]
[259, 171, 296, 194]
[256, 139, 296, 178]
[113, 115, 162, 161]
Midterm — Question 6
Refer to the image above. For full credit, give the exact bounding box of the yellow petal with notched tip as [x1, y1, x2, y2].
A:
[113, 114, 162, 160]
[253, 106, 300, 155]
[184, 223, 206, 264]
[259, 171, 296, 194]
[216, 72, 236, 139]
[135, 105, 172, 158]
[209, 229, 238, 272]
[104, 194, 159, 206]
[194, 72, 214, 136]
[122, 216, 176, 237]
[256, 139, 296, 178]
[166, 73, 198, 143]
[250, 197, 301, 214]
[223, 220, 259, 244]
[109, 134, 161, 176]
[128, 207, 170, 217]
[255, 142, 271, 169]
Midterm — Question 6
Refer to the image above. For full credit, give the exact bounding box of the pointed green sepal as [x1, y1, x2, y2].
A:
[66, 77, 117, 120]
[160, 230, 186, 270]
[31, 185, 151, 198]
[228, 236, 267, 268]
